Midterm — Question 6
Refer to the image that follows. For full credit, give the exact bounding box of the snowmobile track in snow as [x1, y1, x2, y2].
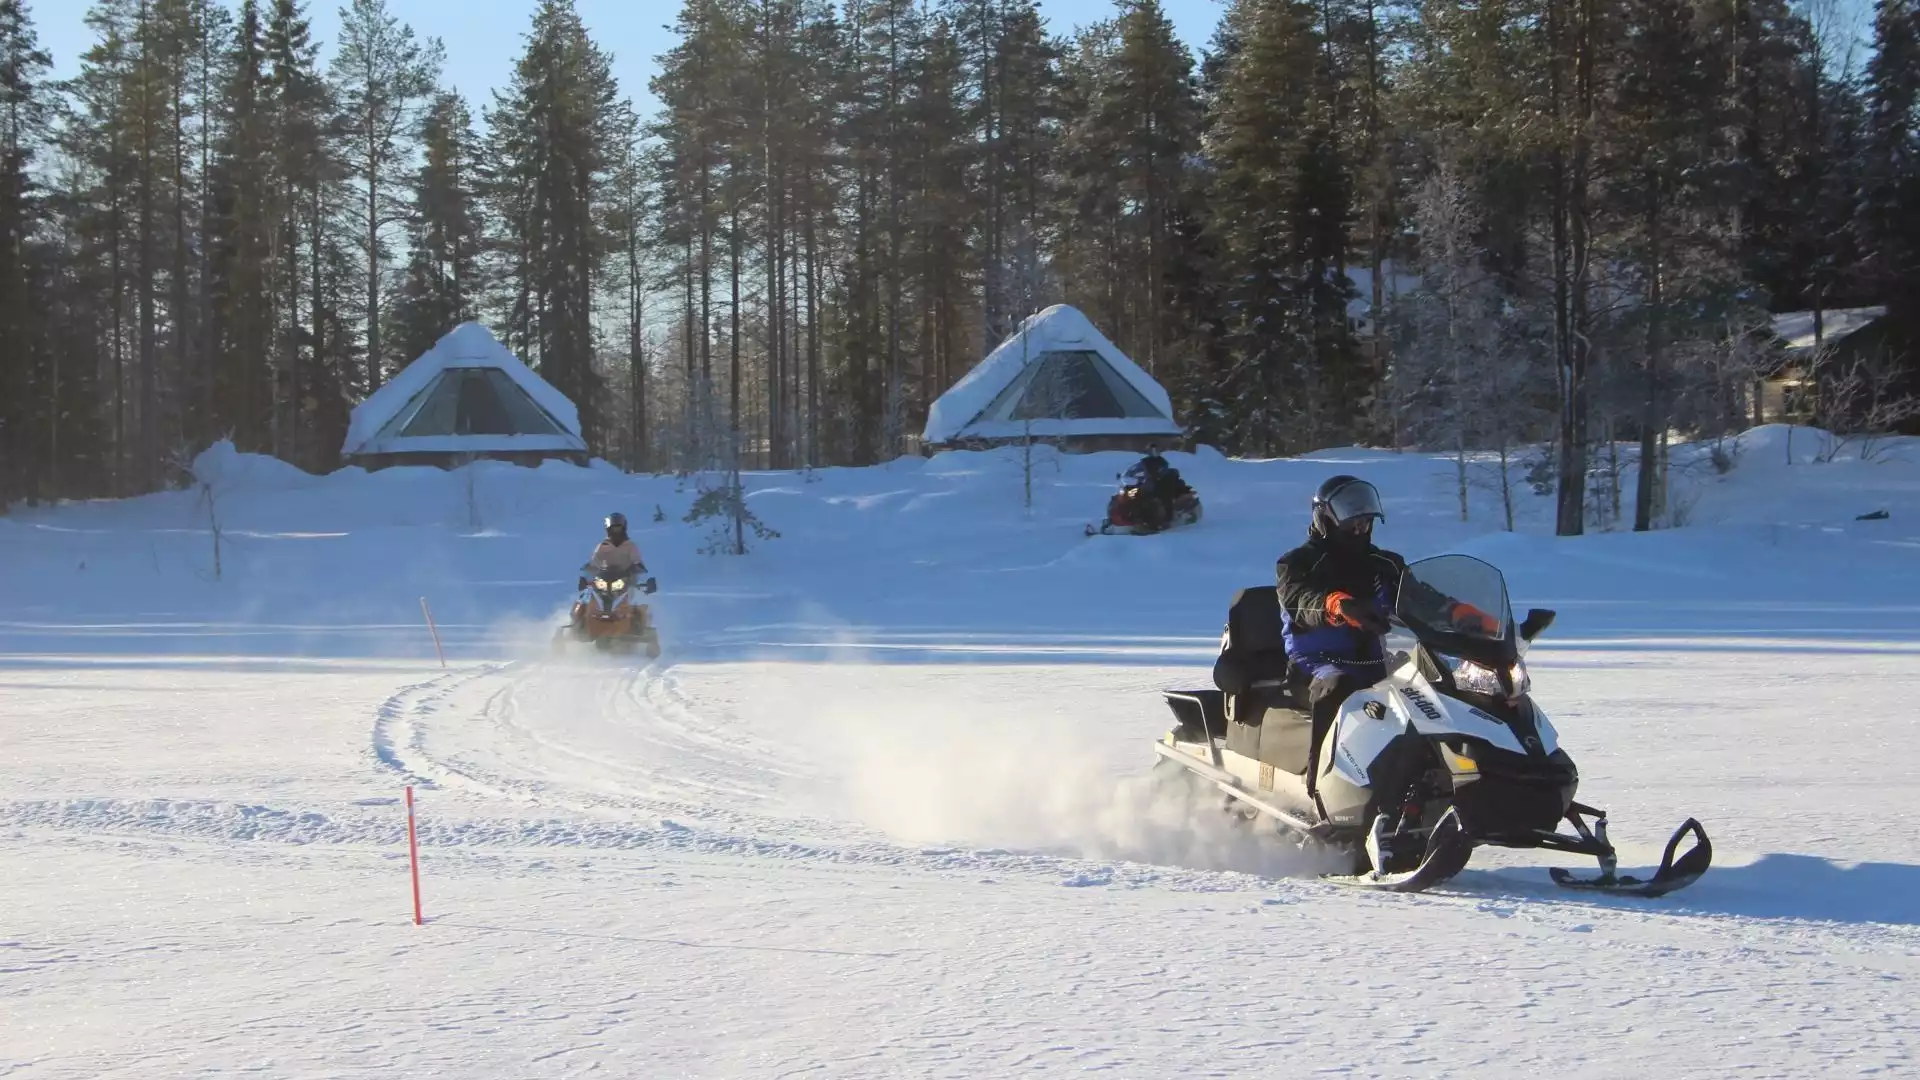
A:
[368, 661, 515, 790]
[365, 656, 854, 843]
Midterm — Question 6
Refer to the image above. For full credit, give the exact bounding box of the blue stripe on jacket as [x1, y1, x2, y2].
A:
[1281, 578, 1395, 681]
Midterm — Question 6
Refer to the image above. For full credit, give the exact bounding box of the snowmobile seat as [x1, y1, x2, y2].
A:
[1214, 585, 1314, 774]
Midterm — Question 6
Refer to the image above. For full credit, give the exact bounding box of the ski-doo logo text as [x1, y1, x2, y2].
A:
[1402, 687, 1443, 721]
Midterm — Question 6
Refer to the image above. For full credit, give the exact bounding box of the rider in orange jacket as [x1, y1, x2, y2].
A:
[579, 512, 646, 590]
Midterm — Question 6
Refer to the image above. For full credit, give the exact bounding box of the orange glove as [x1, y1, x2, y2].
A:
[1327, 591, 1389, 634]
[1448, 601, 1499, 635]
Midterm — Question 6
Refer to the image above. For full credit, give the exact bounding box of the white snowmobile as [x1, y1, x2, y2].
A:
[1154, 554, 1711, 895]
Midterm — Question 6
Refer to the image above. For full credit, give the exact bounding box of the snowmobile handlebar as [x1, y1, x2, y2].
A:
[578, 568, 657, 594]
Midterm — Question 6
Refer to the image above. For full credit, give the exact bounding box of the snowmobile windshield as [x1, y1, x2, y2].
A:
[1322, 479, 1385, 524]
[1395, 555, 1514, 650]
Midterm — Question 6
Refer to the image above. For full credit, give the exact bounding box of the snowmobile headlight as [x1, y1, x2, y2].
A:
[594, 577, 611, 590]
[610, 579, 626, 591]
[1437, 653, 1528, 698]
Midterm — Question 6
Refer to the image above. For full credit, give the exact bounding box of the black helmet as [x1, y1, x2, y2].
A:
[605, 511, 628, 538]
[1311, 475, 1385, 540]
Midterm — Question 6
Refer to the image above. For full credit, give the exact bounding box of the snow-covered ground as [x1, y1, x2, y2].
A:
[5, 427, 1919, 1077]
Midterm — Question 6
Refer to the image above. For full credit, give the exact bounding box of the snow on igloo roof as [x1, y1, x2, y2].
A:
[343, 322, 586, 457]
[922, 305, 1180, 443]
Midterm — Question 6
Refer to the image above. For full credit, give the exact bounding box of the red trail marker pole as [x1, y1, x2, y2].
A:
[419, 596, 446, 668]
[406, 785, 424, 926]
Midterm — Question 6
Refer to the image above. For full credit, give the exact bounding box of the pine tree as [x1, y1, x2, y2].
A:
[905, 14, 972, 418]
[1204, 0, 1359, 453]
[1056, 1, 1202, 384]
[263, 0, 335, 464]
[485, 0, 621, 450]
[1389, 163, 1542, 526]
[331, 0, 440, 393]
[606, 100, 651, 470]
[205, 0, 274, 452]
[1603, 0, 1719, 529]
[181, 0, 231, 451]
[842, 0, 923, 459]
[790, 0, 842, 466]
[1694, 0, 1821, 308]
[647, 0, 738, 469]
[945, 0, 1061, 346]
[389, 90, 481, 363]
[0, 0, 49, 505]
[1862, 0, 1920, 347]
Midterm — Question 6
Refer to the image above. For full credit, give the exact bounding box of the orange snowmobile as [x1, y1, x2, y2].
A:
[554, 562, 661, 657]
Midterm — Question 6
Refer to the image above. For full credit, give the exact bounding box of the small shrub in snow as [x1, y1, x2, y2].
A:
[1807, 353, 1920, 464]
[168, 438, 232, 581]
[1524, 450, 1556, 497]
[684, 472, 780, 555]
[652, 504, 667, 523]
[1464, 451, 1524, 531]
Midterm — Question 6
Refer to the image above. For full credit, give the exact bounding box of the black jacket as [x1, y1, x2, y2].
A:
[1273, 534, 1408, 679]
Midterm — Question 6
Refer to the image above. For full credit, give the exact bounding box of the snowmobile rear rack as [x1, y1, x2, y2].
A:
[1152, 739, 1333, 839]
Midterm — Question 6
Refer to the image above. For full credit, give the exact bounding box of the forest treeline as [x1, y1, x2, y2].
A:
[1, 0, 1916, 533]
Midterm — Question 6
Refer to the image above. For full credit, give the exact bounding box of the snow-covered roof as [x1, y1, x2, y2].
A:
[922, 305, 1182, 444]
[1771, 306, 1886, 352]
[342, 322, 587, 460]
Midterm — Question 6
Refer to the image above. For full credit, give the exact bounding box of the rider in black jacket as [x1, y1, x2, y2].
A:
[1275, 475, 1501, 747]
[1274, 476, 1406, 745]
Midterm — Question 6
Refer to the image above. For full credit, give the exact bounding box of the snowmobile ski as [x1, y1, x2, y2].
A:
[1549, 817, 1712, 898]
[1323, 805, 1474, 893]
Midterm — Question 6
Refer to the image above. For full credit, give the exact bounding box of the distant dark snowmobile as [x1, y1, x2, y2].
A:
[1087, 461, 1202, 536]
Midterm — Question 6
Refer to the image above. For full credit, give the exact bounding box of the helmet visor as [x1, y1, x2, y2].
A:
[1323, 480, 1385, 525]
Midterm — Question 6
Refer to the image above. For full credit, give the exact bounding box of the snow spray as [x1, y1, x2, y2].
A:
[406, 786, 424, 925]
[419, 597, 446, 668]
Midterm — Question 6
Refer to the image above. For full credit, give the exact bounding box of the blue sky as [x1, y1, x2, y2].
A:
[36, 0, 1229, 119]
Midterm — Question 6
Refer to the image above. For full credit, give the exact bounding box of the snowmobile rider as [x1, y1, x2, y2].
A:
[579, 512, 646, 591]
[1275, 476, 1499, 764]
[1126, 443, 1187, 503]
[1274, 476, 1401, 743]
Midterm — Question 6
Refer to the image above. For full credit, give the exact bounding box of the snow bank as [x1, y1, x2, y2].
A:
[190, 438, 318, 492]
[3, 427, 1917, 660]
